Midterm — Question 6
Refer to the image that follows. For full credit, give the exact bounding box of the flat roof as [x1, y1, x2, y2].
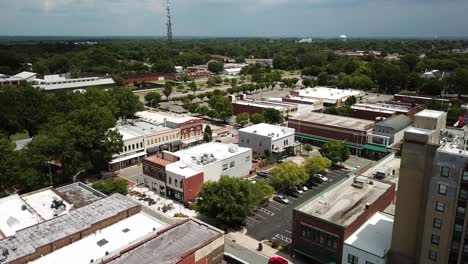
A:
[234, 100, 296, 111]
[55, 182, 106, 208]
[239, 123, 295, 138]
[290, 112, 374, 131]
[136, 111, 202, 125]
[31, 213, 167, 264]
[296, 177, 392, 226]
[0, 194, 43, 238]
[34, 78, 115, 91]
[352, 103, 411, 113]
[294, 87, 362, 102]
[344, 212, 393, 258]
[108, 219, 223, 264]
[21, 188, 72, 220]
[0, 194, 140, 263]
[285, 96, 322, 103]
[415, 109, 446, 119]
[116, 120, 170, 140]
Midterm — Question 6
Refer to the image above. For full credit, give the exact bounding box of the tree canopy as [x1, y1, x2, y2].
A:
[92, 177, 128, 195]
[270, 162, 308, 189]
[304, 156, 332, 176]
[319, 141, 351, 164]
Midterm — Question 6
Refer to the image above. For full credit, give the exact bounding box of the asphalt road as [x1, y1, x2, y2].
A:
[245, 156, 370, 247]
[224, 238, 269, 264]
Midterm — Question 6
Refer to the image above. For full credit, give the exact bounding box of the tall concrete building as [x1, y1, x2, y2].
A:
[390, 110, 468, 264]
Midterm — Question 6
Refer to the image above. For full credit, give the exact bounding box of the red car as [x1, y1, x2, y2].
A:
[268, 256, 288, 264]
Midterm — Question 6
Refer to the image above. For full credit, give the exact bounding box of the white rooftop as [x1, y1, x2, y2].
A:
[31, 213, 167, 264]
[405, 127, 433, 135]
[116, 120, 170, 140]
[345, 212, 394, 258]
[21, 188, 71, 220]
[0, 195, 43, 238]
[239, 123, 295, 138]
[34, 78, 115, 91]
[136, 111, 201, 125]
[415, 109, 446, 119]
[234, 100, 291, 111]
[294, 87, 362, 103]
[13, 71, 36, 80]
[285, 96, 322, 103]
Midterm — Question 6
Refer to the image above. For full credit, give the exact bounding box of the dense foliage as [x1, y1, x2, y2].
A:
[92, 177, 129, 195]
[319, 141, 351, 164]
[196, 176, 274, 227]
[270, 162, 308, 189]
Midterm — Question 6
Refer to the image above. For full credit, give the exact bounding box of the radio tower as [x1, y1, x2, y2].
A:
[166, 0, 174, 62]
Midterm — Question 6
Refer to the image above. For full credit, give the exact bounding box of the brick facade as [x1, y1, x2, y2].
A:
[292, 184, 396, 262]
[183, 172, 204, 203]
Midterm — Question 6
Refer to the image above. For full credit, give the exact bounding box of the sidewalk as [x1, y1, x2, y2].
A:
[226, 230, 285, 260]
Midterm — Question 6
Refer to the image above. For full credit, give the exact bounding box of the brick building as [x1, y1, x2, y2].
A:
[292, 177, 395, 263]
[228, 94, 298, 117]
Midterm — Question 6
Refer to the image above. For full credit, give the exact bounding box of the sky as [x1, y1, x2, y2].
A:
[1, 0, 468, 38]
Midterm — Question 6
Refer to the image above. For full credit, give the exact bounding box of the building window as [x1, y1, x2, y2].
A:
[259, 141, 262, 146]
[463, 171, 468, 182]
[455, 224, 463, 232]
[168, 177, 172, 184]
[301, 225, 311, 239]
[460, 189, 468, 200]
[180, 180, 183, 188]
[429, 250, 438, 261]
[431, 234, 440, 245]
[457, 206, 466, 218]
[438, 184, 448, 195]
[347, 254, 358, 264]
[175, 179, 178, 186]
[452, 241, 461, 252]
[433, 218, 442, 229]
[223, 164, 228, 170]
[435, 201, 445, 212]
[124, 146, 127, 152]
[247, 139, 249, 144]
[441, 166, 450, 177]
[464, 244, 468, 254]
[230, 161, 235, 168]
[140, 142, 143, 148]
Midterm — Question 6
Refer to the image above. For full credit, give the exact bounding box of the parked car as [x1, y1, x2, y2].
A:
[286, 188, 300, 198]
[298, 185, 309, 191]
[294, 186, 304, 194]
[273, 195, 290, 204]
[268, 256, 288, 264]
[313, 174, 329, 183]
[257, 170, 270, 178]
[305, 181, 317, 189]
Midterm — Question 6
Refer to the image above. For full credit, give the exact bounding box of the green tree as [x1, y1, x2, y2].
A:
[304, 156, 332, 176]
[447, 68, 468, 96]
[152, 60, 175, 73]
[208, 95, 233, 121]
[196, 176, 272, 227]
[263, 108, 282, 124]
[109, 87, 144, 119]
[303, 144, 312, 154]
[203, 125, 212, 142]
[302, 78, 315, 88]
[270, 162, 308, 189]
[345, 95, 357, 107]
[319, 141, 350, 164]
[317, 72, 329, 85]
[92, 177, 128, 195]
[144, 92, 162, 107]
[208, 61, 224, 74]
[163, 82, 173, 100]
[188, 80, 198, 94]
[250, 113, 265, 124]
[236, 113, 249, 127]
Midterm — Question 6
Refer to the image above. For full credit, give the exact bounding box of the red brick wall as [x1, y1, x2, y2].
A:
[288, 121, 368, 144]
[352, 109, 396, 121]
[233, 103, 265, 115]
[292, 210, 344, 262]
[184, 173, 204, 202]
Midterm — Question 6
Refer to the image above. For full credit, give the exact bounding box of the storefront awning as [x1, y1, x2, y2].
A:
[363, 144, 388, 153]
[295, 134, 362, 149]
[294, 245, 337, 264]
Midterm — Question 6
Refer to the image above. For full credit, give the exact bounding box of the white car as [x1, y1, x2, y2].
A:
[273, 195, 290, 204]
[315, 174, 329, 182]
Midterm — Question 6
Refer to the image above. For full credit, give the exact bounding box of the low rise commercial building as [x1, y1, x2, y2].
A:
[288, 112, 379, 156]
[291, 87, 362, 106]
[282, 96, 324, 111]
[32, 73, 115, 91]
[142, 142, 252, 203]
[351, 103, 417, 121]
[239, 123, 296, 154]
[136, 111, 204, 147]
[292, 176, 395, 263]
[369, 115, 412, 148]
[393, 94, 449, 106]
[343, 212, 394, 264]
[0, 74, 26, 86]
[229, 95, 298, 116]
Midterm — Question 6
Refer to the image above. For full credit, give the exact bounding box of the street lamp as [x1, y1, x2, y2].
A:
[73, 170, 86, 183]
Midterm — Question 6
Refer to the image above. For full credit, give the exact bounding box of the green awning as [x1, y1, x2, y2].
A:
[294, 244, 337, 264]
[295, 134, 362, 149]
[363, 144, 388, 153]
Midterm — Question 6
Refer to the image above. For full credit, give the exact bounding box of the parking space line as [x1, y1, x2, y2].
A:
[285, 230, 291, 234]
[275, 234, 292, 244]
[271, 200, 287, 207]
[247, 216, 260, 223]
[252, 212, 267, 219]
[258, 207, 275, 216]
[266, 203, 282, 211]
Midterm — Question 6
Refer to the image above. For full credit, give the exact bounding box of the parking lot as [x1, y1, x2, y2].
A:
[245, 156, 370, 247]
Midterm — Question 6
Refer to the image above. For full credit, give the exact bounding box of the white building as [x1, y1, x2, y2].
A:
[15, 72, 116, 91]
[238, 123, 295, 154]
[291, 86, 362, 106]
[142, 142, 252, 202]
[343, 212, 394, 264]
